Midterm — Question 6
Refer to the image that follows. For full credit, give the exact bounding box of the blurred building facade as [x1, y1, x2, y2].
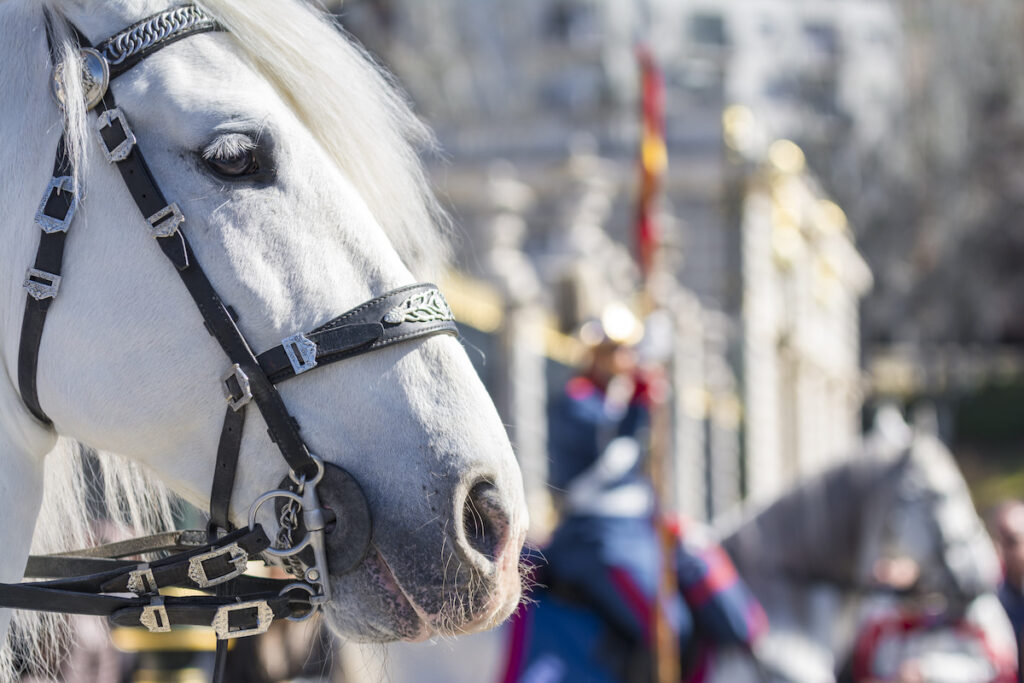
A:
[336, 0, 877, 528]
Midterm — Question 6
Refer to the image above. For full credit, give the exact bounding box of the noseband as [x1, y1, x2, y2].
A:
[7, 5, 457, 677]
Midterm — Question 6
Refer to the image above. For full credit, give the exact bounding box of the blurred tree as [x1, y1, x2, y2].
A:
[798, 0, 1024, 347]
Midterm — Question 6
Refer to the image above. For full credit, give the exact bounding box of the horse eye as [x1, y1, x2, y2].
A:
[205, 148, 260, 178]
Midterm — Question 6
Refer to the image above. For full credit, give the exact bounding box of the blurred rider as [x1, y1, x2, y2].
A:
[502, 311, 766, 683]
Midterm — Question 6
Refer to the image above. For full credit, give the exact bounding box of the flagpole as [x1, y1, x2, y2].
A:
[635, 45, 680, 683]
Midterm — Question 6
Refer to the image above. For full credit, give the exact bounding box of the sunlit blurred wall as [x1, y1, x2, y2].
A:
[335, 0, 885, 525]
[738, 137, 873, 501]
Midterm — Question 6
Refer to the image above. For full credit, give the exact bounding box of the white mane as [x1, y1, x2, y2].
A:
[7, 0, 453, 677]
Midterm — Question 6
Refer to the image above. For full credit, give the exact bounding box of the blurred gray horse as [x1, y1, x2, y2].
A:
[371, 416, 1014, 682]
[714, 416, 1013, 682]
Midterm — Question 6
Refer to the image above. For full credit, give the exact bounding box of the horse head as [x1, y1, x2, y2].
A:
[0, 0, 527, 646]
[863, 434, 1001, 606]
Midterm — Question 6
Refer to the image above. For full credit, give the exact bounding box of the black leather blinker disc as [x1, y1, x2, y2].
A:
[275, 462, 372, 577]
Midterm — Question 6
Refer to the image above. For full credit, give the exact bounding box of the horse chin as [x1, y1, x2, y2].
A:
[320, 544, 524, 643]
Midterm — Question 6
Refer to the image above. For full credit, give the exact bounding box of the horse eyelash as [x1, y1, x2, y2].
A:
[202, 132, 256, 160]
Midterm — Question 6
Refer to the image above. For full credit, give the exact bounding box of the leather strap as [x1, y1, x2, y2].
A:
[257, 283, 458, 383]
[0, 583, 306, 624]
[17, 134, 75, 424]
[48, 529, 209, 559]
[99, 526, 270, 594]
[0, 583, 144, 616]
[209, 406, 246, 532]
[94, 86, 317, 479]
[24, 526, 270, 594]
[108, 593, 300, 630]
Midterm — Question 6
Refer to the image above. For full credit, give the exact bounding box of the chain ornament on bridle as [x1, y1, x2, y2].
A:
[99, 5, 217, 65]
[5, 6, 461, 681]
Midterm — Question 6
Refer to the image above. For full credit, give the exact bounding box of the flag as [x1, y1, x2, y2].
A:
[637, 47, 667, 278]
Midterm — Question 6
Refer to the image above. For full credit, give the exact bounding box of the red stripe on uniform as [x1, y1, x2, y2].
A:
[608, 566, 652, 643]
[682, 547, 738, 608]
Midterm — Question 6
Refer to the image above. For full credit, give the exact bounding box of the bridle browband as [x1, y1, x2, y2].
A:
[9, 5, 458, 677]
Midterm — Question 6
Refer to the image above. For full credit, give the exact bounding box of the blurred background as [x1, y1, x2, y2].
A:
[330, 0, 1024, 526]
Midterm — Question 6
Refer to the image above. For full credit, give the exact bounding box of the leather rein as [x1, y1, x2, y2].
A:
[9, 4, 457, 677]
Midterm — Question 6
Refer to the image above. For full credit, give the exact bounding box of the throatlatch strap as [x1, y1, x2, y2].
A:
[17, 134, 76, 424]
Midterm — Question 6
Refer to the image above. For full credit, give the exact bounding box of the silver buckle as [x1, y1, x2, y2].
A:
[95, 107, 136, 163]
[211, 600, 274, 640]
[23, 268, 62, 301]
[147, 203, 185, 238]
[35, 176, 79, 234]
[127, 564, 158, 595]
[222, 364, 253, 411]
[187, 543, 248, 588]
[140, 597, 171, 633]
[283, 333, 318, 375]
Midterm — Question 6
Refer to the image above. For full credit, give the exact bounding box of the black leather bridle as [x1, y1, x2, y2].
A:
[8, 5, 458, 678]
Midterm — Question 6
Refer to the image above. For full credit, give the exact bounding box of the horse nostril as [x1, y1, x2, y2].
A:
[461, 480, 509, 564]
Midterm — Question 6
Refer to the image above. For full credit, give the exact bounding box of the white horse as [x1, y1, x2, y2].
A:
[0, 0, 527, 677]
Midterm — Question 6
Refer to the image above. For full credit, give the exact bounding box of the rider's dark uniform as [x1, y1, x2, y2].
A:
[502, 375, 767, 683]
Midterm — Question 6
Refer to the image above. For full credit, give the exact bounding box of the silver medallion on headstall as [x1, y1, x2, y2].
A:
[51, 47, 110, 111]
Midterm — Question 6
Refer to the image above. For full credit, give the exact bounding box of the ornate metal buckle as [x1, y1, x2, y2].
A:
[23, 268, 61, 301]
[211, 600, 273, 639]
[140, 597, 171, 633]
[127, 564, 158, 595]
[283, 333, 317, 375]
[35, 176, 79, 234]
[147, 203, 185, 238]
[95, 107, 137, 163]
[187, 543, 248, 588]
[222, 364, 253, 411]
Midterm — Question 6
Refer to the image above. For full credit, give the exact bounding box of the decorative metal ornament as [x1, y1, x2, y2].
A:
[140, 598, 171, 633]
[211, 599, 274, 640]
[147, 203, 185, 238]
[222, 364, 253, 411]
[51, 47, 110, 111]
[98, 5, 218, 66]
[187, 543, 248, 588]
[383, 289, 455, 325]
[23, 268, 62, 301]
[283, 333, 318, 375]
[95, 107, 137, 163]
[127, 565, 157, 595]
[34, 176, 79, 234]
